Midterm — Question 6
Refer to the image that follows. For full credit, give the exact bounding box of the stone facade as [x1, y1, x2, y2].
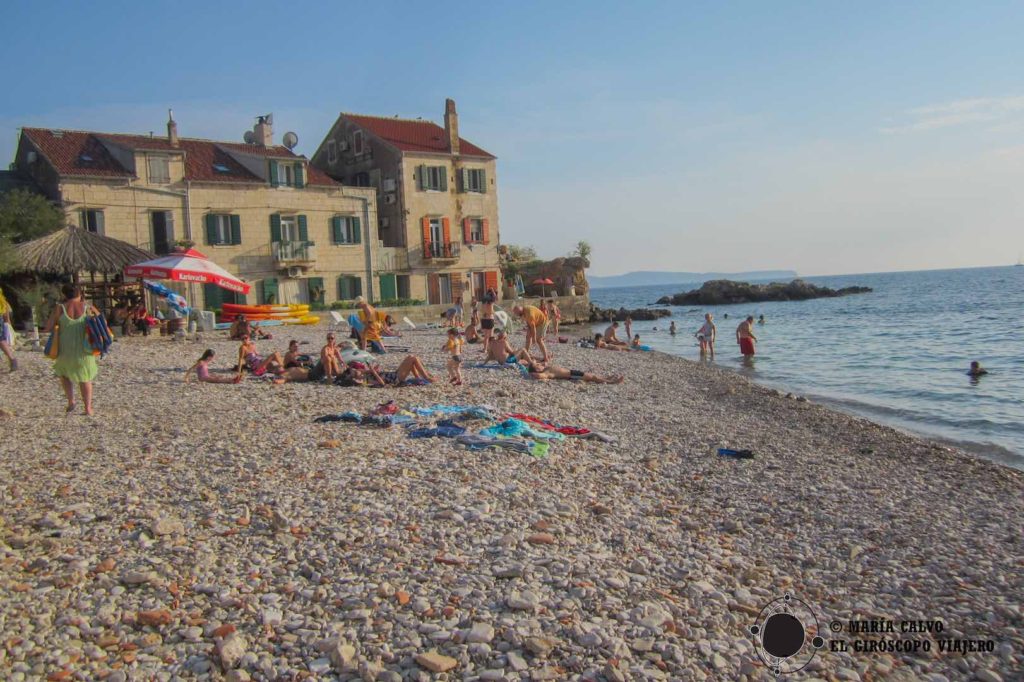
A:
[311, 99, 502, 306]
[14, 118, 379, 309]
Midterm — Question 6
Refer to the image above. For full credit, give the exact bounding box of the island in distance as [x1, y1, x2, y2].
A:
[588, 270, 798, 288]
[657, 279, 872, 305]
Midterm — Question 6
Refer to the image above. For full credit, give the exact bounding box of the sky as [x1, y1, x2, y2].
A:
[2, 1, 1023, 277]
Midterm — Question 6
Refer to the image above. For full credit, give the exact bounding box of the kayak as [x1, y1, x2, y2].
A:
[221, 303, 310, 314]
[218, 316, 320, 326]
[219, 312, 308, 321]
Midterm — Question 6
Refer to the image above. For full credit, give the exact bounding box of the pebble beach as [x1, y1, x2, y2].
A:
[1, 324, 1021, 682]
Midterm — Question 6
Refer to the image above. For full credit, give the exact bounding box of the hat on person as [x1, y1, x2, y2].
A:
[354, 295, 366, 304]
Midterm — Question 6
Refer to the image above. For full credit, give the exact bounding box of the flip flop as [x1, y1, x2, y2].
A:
[718, 448, 755, 459]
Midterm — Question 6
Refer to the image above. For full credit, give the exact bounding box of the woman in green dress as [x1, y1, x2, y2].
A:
[44, 285, 99, 415]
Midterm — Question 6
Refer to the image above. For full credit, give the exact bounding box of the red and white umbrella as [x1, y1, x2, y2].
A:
[124, 248, 251, 294]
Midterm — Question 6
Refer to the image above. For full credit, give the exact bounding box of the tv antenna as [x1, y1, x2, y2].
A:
[282, 132, 299, 150]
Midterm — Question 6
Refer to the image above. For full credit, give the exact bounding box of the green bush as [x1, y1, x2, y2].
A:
[377, 298, 424, 307]
[330, 300, 358, 310]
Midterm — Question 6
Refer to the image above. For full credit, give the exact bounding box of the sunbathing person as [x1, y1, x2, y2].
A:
[185, 349, 242, 384]
[356, 354, 435, 387]
[523, 359, 623, 384]
[603, 321, 629, 347]
[229, 315, 271, 341]
[464, 312, 481, 344]
[236, 336, 285, 376]
[484, 329, 519, 364]
[320, 333, 345, 381]
[593, 333, 631, 351]
[283, 339, 312, 368]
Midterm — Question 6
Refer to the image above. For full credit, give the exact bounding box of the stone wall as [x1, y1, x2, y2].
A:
[367, 294, 591, 326]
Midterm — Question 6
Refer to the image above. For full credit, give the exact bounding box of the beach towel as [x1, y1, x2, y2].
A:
[408, 421, 467, 439]
[409, 404, 495, 420]
[480, 418, 565, 441]
[85, 312, 114, 357]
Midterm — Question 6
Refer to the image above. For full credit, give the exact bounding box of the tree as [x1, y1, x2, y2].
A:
[506, 244, 538, 262]
[571, 240, 592, 261]
[0, 189, 64, 273]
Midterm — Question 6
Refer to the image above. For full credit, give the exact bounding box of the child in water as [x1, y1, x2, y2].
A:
[443, 328, 464, 386]
[631, 334, 642, 348]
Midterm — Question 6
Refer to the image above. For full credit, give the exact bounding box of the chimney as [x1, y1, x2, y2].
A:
[167, 109, 179, 147]
[254, 114, 273, 147]
[444, 98, 459, 155]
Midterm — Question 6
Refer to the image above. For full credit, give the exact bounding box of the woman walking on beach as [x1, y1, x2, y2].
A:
[44, 285, 99, 415]
[0, 285, 16, 371]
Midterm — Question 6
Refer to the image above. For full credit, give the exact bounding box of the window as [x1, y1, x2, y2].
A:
[270, 160, 304, 188]
[151, 211, 174, 255]
[418, 164, 448, 191]
[205, 214, 241, 246]
[327, 139, 337, 164]
[148, 155, 170, 183]
[279, 215, 298, 241]
[337, 275, 362, 300]
[213, 163, 231, 174]
[353, 131, 364, 155]
[331, 216, 361, 244]
[80, 209, 104, 235]
[396, 275, 411, 299]
[468, 218, 484, 243]
[462, 168, 486, 193]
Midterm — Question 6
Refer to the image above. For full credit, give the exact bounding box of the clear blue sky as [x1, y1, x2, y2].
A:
[3, 1, 1023, 276]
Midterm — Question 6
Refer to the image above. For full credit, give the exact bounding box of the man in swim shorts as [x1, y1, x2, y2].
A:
[524, 359, 623, 384]
[513, 303, 550, 362]
[603, 321, 629, 347]
[736, 315, 757, 357]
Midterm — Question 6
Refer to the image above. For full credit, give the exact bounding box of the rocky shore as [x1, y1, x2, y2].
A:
[657, 279, 872, 306]
[1, 326, 1020, 681]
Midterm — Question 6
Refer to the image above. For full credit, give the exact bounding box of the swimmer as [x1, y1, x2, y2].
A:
[669, 321, 677, 335]
[967, 361, 988, 378]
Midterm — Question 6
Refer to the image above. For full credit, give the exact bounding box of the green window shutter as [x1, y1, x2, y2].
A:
[203, 283, 221, 310]
[262, 277, 279, 304]
[270, 214, 282, 242]
[351, 216, 361, 244]
[337, 276, 347, 300]
[379, 274, 397, 300]
[269, 160, 279, 186]
[418, 164, 426, 190]
[307, 277, 324, 304]
[294, 163, 304, 188]
[459, 168, 468, 193]
[332, 216, 342, 244]
[478, 169, 486, 193]
[230, 215, 241, 244]
[439, 167, 448, 191]
[205, 214, 218, 245]
[297, 215, 308, 241]
[80, 209, 87, 229]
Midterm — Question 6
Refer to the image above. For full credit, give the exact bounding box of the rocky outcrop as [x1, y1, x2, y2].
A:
[656, 279, 871, 306]
[588, 304, 671, 323]
[504, 256, 591, 298]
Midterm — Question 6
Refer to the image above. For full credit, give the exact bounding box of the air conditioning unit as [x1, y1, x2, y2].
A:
[383, 193, 397, 205]
[382, 178, 396, 192]
[380, 217, 390, 228]
[338, 139, 349, 151]
[287, 266, 303, 278]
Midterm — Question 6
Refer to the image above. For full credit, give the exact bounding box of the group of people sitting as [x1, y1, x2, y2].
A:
[110, 299, 163, 337]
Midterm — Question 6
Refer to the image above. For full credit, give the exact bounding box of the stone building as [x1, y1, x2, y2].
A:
[12, 114, 378, 308]
[311, 99, 501, 305]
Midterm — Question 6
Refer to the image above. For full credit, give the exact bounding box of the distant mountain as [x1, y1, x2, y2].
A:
[588, 270, 799, 289]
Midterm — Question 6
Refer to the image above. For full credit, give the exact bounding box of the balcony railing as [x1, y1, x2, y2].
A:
[272, 240, 316, 264]
[376, 249, 409, 273]
[424, 241, 460, 261]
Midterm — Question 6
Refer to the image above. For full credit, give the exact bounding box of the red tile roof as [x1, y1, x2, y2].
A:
[343, 114, 495, 158]
[20, 128, 337, 186]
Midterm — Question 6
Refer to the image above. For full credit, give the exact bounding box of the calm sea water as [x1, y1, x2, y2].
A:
[590, 266, 1024, 469]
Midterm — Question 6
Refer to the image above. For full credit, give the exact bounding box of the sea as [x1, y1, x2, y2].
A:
[589, 266, 1024, 470]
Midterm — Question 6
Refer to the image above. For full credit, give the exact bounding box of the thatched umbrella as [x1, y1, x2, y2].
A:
[14, 226, 154, 281]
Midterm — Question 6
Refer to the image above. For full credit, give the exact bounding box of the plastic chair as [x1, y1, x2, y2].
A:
[329, 310, 349, 332]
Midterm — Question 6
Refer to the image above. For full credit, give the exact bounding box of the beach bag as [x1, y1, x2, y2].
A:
[44, 323, 60, 359]
[85, 312, 114, 357]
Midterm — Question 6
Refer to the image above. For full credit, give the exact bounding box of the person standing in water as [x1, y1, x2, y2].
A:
[696, 313, 717, 357]
[736, 315, 757, 357]
[624, 316, 633, 343]
[44, 285, 99, 415]
[669, 321, 677, 336]
[758, 314, 766, 325]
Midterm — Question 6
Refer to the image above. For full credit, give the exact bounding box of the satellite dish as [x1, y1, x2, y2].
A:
[243, 131, 256, 144]
[282, 132, 299, 150]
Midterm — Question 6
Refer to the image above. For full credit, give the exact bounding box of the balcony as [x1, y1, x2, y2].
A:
[376, 248, 409, 273]
[423, 241, 460, 261]
[272, 240, 317, 265]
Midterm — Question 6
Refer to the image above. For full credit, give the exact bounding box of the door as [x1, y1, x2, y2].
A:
[277, 279, 305, 305]
[429, 219, 444, 258]
[379, 274, 397, 301]
[306, 277, 325, 306]
[151, 211, 174, 255]
[472, 272, 486, 301]
[438, 274, 452, 305]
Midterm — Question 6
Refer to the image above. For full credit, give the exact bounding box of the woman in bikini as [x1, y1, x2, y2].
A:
[236, 335, 285, 376]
